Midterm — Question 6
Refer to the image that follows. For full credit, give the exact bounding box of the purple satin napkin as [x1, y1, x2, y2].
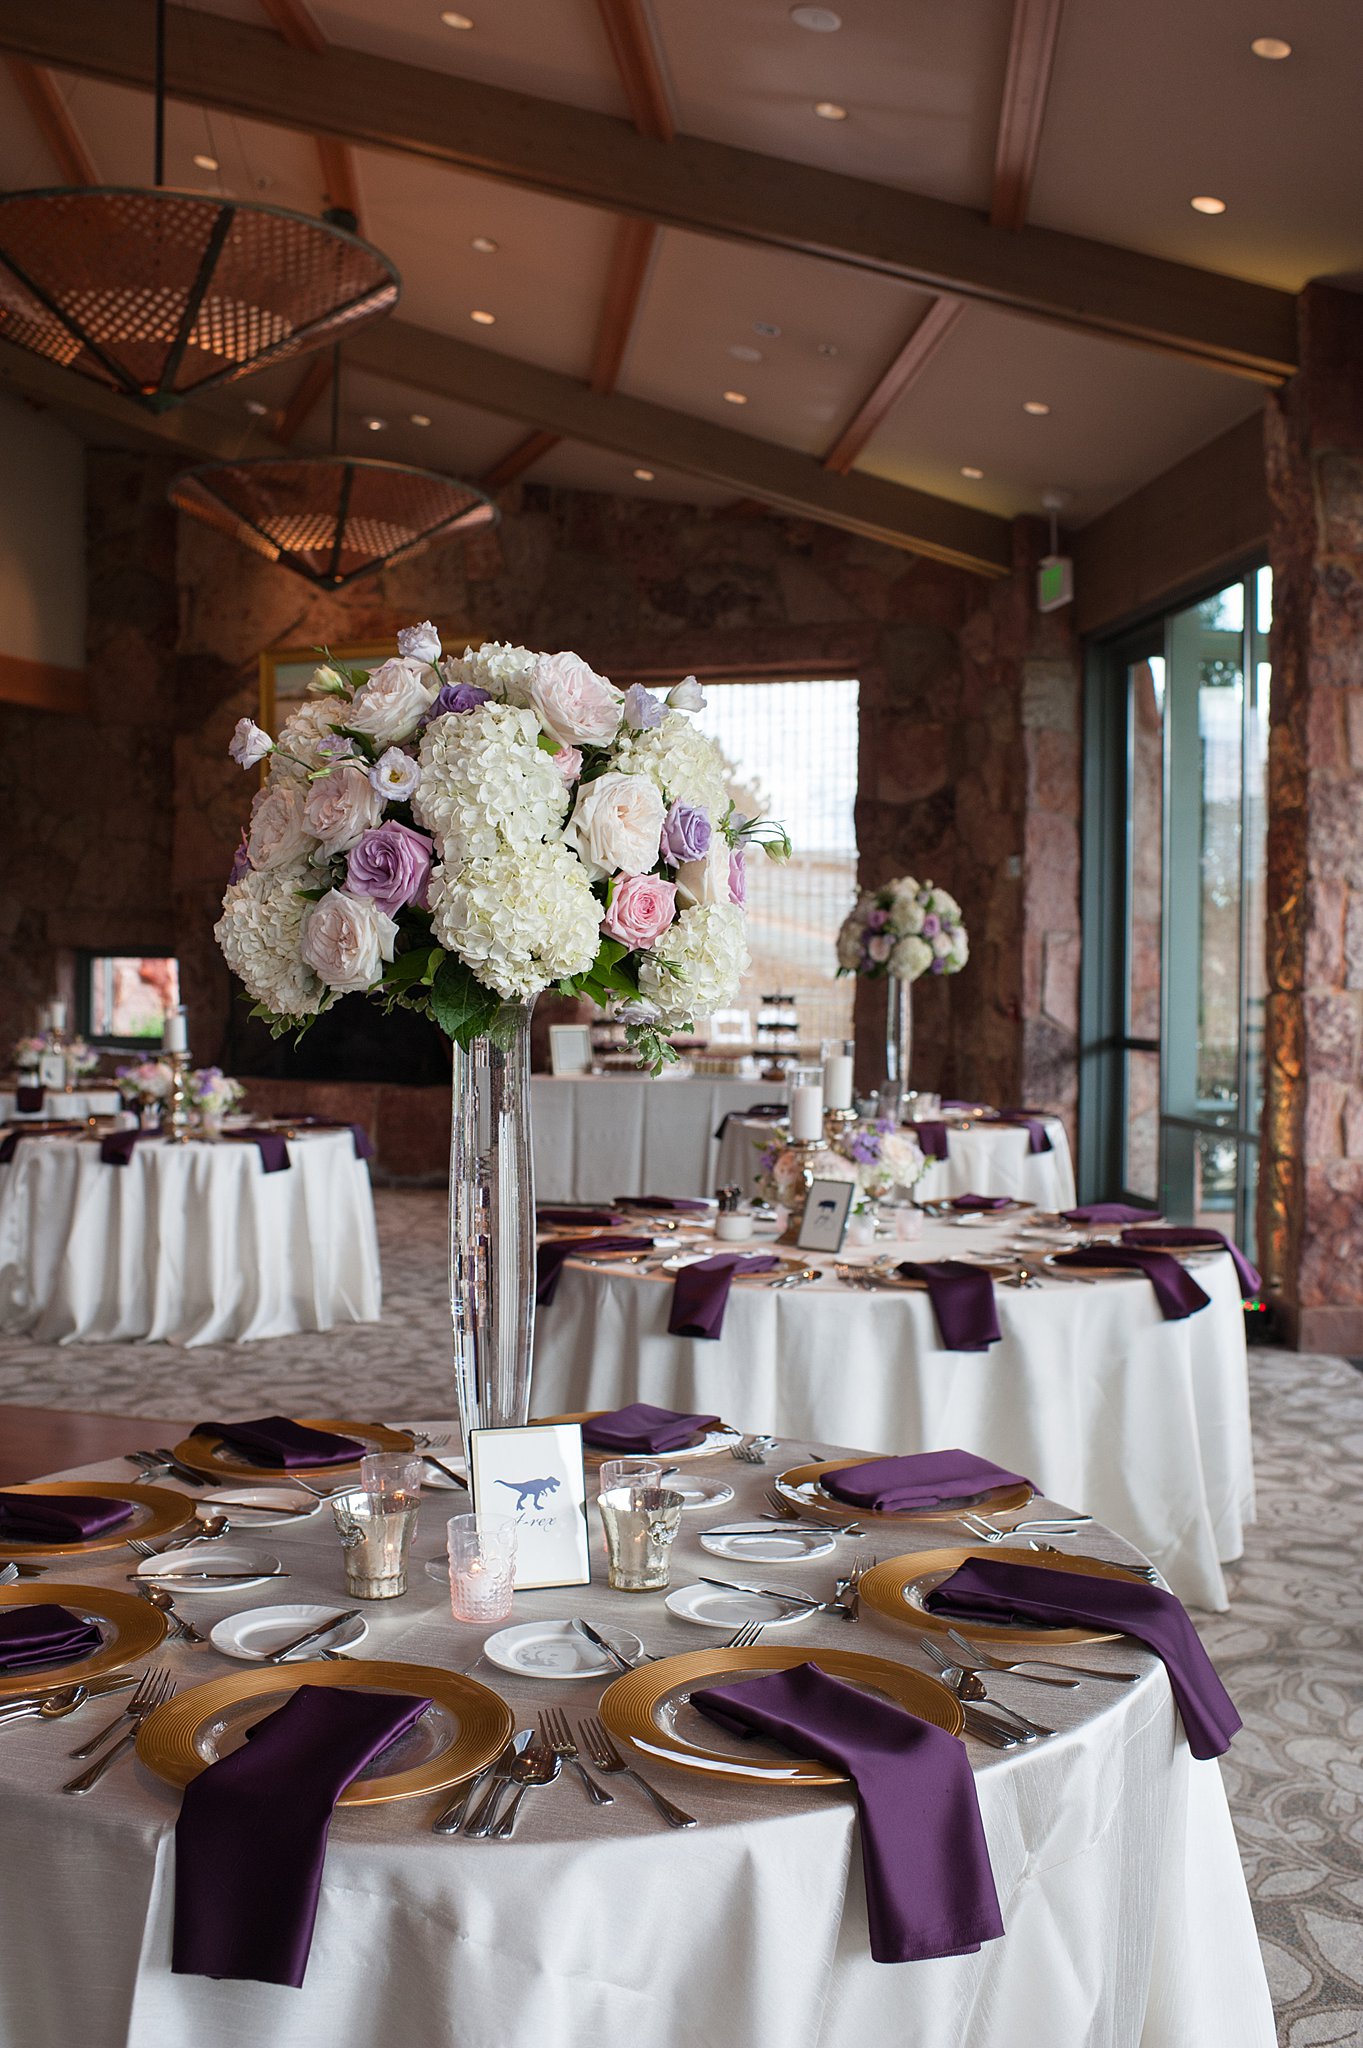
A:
[536, 1234, 651, 1305]
[194, 1415, 364, 1468]
[613, 1195, 711, 1212]
[692, 1661, 1003, 1963]
[668, 1253, 781, 1339]
[991, 1111, 1053, 1154]
[0, 1491, 135, 1542]
[582, 1403, 721, 1454]
[1049, 1245, 1210, 1320]
[895, 1261, 1002, 1351]
[941, 1100, 986, 1112]
[1121, 1226, 1262, 1299]
[713, 1102, 788, 1140]
[1062, 1203, 1157, 1225]
[1, 1123, 83, 1162]
[173, 1684, 431, 1987]
[15, 1085, 44, 1112]
[913, 1120, 950, 1160]
[266, 1114, 374, 1161]
[222, 1127, 292, 1173]
[537, 1207, 624, 1228]
[924, 1558, 1240, 1761]
[948, 1194, 1012, 1211]
[822, 1450, 1032, 1514]
[99, 1127, 147, 1165]
[0, 1603, 103, 1672]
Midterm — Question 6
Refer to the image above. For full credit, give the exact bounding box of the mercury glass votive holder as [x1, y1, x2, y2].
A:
[360, 1451, 423, 1509]
[331, 1487, 419, 1599]
[447, 1512, 518, 1624]
[597, 1476, 684, 1592]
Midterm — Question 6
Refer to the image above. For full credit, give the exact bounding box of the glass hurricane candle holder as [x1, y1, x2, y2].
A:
[597, 1468, 683, 1592]
[360, 1451, 423, 1509]
[331, 1487, 420, 1599]
[447, 1512, 518, 1624]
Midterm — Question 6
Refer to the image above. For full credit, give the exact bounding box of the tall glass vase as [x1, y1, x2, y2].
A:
[448, 999, 537, 1448]
[882, 974, 913, 1123]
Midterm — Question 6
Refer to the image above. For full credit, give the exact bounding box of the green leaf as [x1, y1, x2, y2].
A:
[328, 725, 379, 762]
[382, 945, 440, 988]
[536, 732, 561, 754]
[294, 886, 329, 902]
[429, 955, 501, 1047]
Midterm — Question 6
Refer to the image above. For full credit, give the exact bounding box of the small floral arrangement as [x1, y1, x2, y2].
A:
[216, 623, 789, 1072]
[116, 1059, 175, 1105]
[836, 876, 968, 982]
[189, 1067, 245, 1115]
[12, 1035, 45, 1071]
[12, 1032, 97, 1077]
[63, 1037, 98, 1078]
[753, 1117, 927, 1212]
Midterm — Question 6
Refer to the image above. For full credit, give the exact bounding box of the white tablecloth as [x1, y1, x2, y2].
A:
[533, 1220, 1253, 1611]
[0, 1435, 1271, 2048]
[716, 1113, 1077, 1208]
[0, 1087, 124, 1121]
[0, 1129, 381, 1345]
[532, 1074, 783, 1202]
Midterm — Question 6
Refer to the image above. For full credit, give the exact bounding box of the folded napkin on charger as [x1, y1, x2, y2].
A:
[822, 1449, 1032, 1514]
[1120, 1226, 1262, 1299]
[583, 1403, 720, 1454]
[895, 1261, 1002, 1352]
[668, 1252, 781, 1339]
[536, 1206, 624, 1228]
[713, 1102, 788, 1140]
[1061, 1202, 1156, 1225]
[173, 1684, 431, 1987]
[259, 1114, 374, 1161]
[1047, 1244, 1210, 1320]
[692, 1661, 1003, 1963]
[0, 1603, 103, 1673]
[536, 1234, 651, 1305]
[15, 1085, 44, 1112]
[193, 1415, 364, 1468]
[912, 1121, 950, 1161]
[924, 1557, 1240, 1761]
[990, 1111, 1053, 1154]
[613, 1194, 711, 1212]
[0, 1491, 135, 1542]
[948, 1194, 1013, 1212]
[100, 1127, 293, 1171]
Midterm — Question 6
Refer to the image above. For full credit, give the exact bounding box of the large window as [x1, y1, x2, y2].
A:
[694, 678, 859, 1045]
[81, 953, 181, 1047]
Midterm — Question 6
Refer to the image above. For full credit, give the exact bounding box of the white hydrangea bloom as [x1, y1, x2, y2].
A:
[637, 903, 749, 1027]
[414, 701, 569, 860]
[214, 861, 330, 1019]
[443, 641, 540, 705]
[889, 933, 934, 981]
[610, 711, 731, 820]
[949, 927, 969, 967]
[429, 842, 601, 1000]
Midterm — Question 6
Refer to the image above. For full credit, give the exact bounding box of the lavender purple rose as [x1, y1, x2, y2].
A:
[345, 821, 434, 916]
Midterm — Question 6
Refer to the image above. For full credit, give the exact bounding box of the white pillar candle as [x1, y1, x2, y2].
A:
[162, 1009, 188, 1054]
[823, 1054, 853, 1110]
[789, 1082, 824, 1141]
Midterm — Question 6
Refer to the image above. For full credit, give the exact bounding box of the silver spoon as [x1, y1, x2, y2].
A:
[160, 1512, 230, 1551]
[133, 1583, 205, 1645]
[0, 1683, 91, 1727]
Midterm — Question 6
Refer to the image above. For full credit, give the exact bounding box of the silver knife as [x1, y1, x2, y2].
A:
[432, 1727, 532, 1835]
[127, 1568, 289, 1582]
[264, 1609, 361, 1664]
[459, 1729, 536, 1837]
[697, 1576, 825, 1610]
[572, 1617, 641, 1672]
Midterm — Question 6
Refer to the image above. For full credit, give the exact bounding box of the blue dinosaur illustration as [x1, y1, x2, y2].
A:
[496, 1474, 563, 1513]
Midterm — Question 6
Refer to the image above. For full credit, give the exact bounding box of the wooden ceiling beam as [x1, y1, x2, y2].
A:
[268, 349, 334, 446]
[480, 428, 562, 491]
[594, 0, 676, 141]
[6, 59, 97, 184]
[590, 216, 658, 393]
[823, 296, 964, 474]
[991, 0, 1065, 233]
[0, 0, 1298, 382]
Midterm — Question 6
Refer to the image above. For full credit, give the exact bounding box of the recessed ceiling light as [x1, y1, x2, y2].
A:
[410, 413, 432, 427]
[1022, 400, 1051, 416]
[363, 415, 387, 432]
[243, 398, 270, 416]
[813, 100, 848, 121]
[816, 341, 839, 357]
[960, 465, 984, 480]
[471, 235, 498, 254]
[633, 467, 655, 481]
[722, 390, 748, 405]
[791, 6, 842, 29]
[1250, 35, 1291, 59]
[440, 10, 474, 26]
[470, 309, 496, 325]
[192, 153, 219, 172]
[754, 320, 781, 339]
[729, 344, 762, 363]
[1190, 195, 1227, 214]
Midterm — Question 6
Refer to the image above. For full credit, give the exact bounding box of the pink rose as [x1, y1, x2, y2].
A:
[866, 933, 893, 963]
[728, 845, 747, 906]
[528, 651, 623, 748]
[602, 872, 677, 949]
[553, 745, 583, 785]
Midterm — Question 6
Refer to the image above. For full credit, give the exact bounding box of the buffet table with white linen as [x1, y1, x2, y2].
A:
[0, 1432, 1272, 2048]
[533, 1221, 1253, 1611]
[0, 1129, 380, 1345]
[716, 1111, 1077, 1208]
[0, 1087, 124, 1121]
[532, 1073, 781, 1202]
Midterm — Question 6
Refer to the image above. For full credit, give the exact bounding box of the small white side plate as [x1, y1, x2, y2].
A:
[135, 1543, 282, 1592]
[699, 1524, 836, 1563]
[481, 1618, 645, 1678]
[209, 1604, 369, 1662]
[668, 1475, 736, 1511]
[665, 1584, 810, 1629]
[419, 1456, 469, 1491]
[200, 1485, 321, 1528]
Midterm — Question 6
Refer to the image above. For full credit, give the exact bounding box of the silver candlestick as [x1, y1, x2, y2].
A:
[163, 1050, 193, 1144]
[777, 1136, 826, 1244]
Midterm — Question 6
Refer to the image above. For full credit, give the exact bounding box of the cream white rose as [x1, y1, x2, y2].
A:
[346, 656, 437, 748]
[397, 620, 441, 665]
[300, 889, 397, 994]
[675, 838, 733, 908]
[528, 652, 623, 748]
[302, 762, 382, 855]
[563, 771, 664, 879]
[247, 782, 310, 872]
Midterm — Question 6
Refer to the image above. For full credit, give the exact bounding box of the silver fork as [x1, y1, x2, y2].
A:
[63, 1671, 177, 1792]
[730, 1437, 767, 1464]
[578, 1717, 697, 1828]
[67, 1662, 172, 1759]
[722, 1621, 766, 1649]
[540, 1707, 614, 1807]
[944, 1625, 1141, 1685]
[920, 1638, 1052, 1741]
[762, 1487, 863, 1538]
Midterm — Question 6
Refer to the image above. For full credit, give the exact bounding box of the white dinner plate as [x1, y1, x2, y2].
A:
[698, 1524, 836, 1563]
[665, 1583, 812, 1629]
[199, 1485, 322, 1528]
[418, 1456, 469, 1491]
[948, 1211, 1018, 1228]
[480, 1618, 645, 1679]
[668, 1475, 735, 1511]
[209, 1604, 369, 1662]
[135, 1543, 283, 1592]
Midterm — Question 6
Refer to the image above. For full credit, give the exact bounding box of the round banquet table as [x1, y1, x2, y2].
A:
[531, 1073, 782, 1202]
[0, 1129, 380, 1345]
[0, 1429, 1272, 2048]
[0, 1087, 125, 1121]
[532, 1220, 1253, 1612]
[715, 1111, 1077, 1208]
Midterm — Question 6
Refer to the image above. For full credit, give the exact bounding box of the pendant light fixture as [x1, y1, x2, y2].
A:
[0, 0, 398, 412]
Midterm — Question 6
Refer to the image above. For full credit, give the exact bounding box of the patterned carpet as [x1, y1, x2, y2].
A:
[2, 1187, 1360, 2046]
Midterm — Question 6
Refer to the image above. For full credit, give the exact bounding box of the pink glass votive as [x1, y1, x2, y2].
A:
[447, 1512, 517, 1624]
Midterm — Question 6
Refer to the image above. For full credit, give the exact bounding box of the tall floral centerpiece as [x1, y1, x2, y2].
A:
[215, 623, 788, 1440]
[836, 877, 968, 1115]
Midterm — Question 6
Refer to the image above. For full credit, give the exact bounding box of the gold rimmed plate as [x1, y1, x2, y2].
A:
[136, 1660, 513, 1806]
[171, 1418, 412, 1484]
[860, 1546, 1125, 1647]
[533, 1412, 741, 1462]
[599, 1645, 963, 1784]
[0, 1481, 195, 1558]
[0, 1581, 167, 1698]
[773, 1460, 1034, 1525]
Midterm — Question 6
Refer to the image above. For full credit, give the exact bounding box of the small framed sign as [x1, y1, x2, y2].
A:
[468, 1422, 591, 1589]
[797, 1177, 856, 1253]
[548, 1024, 594, 1076]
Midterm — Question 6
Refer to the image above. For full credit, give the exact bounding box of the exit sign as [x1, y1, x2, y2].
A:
[1037, 554, 1074, 612]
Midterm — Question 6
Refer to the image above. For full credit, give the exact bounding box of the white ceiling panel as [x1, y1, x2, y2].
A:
[527, 437, 734, 506]
[48, 75, 326, 214]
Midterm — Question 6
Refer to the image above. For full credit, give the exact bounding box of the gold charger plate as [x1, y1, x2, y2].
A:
[172, 1417, 412, 1484]
[0, 1581, 167, 1699]
[773, 1460, 1034, 1525]
[533, 1412, 741, 1462]
[861, 1546, 1126, 1647]
[136, 1659, 513, 1805]
[0, 1480, 195, 1558]
[599, 1644, 963, 1784]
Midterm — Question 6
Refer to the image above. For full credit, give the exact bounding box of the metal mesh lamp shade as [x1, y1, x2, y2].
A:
[0, 189, 398, 412]
[169, 456, 499, 588]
